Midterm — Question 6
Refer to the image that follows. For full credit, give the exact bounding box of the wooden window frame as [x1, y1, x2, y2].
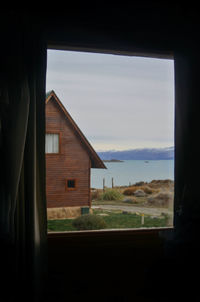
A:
[65, 178, 77, 191]
[45, 131, 61, 155]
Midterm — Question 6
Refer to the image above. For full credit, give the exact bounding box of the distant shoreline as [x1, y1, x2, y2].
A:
[98, 146, 174, 161]
[103, 159, 124, 163]
[102, 159, 174, 162]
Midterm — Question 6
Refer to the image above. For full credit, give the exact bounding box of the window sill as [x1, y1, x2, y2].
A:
[47, 227, 173, 249]
[48, 226, 172, 235]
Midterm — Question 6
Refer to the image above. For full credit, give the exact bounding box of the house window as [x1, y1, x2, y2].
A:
[66, 179, 77, 190]
[45, 133, 59, 153]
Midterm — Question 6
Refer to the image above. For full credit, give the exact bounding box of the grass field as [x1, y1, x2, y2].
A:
[48, 208, 169, 232]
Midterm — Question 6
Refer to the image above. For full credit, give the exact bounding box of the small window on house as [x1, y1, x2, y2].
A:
[45, 133, 59, 153]
[66, 179, 76, 190]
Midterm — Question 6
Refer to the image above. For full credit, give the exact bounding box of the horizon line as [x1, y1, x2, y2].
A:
[96, 146, 174, 152]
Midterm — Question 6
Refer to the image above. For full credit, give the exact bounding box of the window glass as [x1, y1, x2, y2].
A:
[45, 133, 59, 153]
[67, 179, 76, 188]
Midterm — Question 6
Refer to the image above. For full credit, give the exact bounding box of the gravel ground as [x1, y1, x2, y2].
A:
[92, 204, 172, 217]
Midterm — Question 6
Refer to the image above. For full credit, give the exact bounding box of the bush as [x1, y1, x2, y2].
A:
[142, 186, 158, 194]
[72, 214, 106, 230]
[123, 187, 139, 196]
[149, 179, 174, 188]
[101, 189, 123, 201]
[147, 192, 173, 207]
[123, 185, 158, 196]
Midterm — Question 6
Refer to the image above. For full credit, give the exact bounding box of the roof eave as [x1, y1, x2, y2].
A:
[91, 157, 107, 169]
[46, 91, 106, 170]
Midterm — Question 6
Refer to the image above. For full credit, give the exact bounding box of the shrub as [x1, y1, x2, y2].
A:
[149, 179, 174, 188]
[142, 186, 158, 194]
[134, 181, 146, 186]
[147, 192, 173, 207]
[72, 214, 106, 230]
[123, 187, 139, 196]
[101, 189, 123, 201]
[123, 185, 158, 196]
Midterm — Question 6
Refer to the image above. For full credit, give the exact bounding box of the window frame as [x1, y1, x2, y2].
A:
[46, 46, 174, 238]
[45, 131, 61, 155]
[66, 178, 77, 191]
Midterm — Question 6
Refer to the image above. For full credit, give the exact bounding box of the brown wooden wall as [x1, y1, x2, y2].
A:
[46, 97, 91, 208]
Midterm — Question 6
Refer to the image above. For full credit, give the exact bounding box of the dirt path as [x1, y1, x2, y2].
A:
[92, 204, 172, 217]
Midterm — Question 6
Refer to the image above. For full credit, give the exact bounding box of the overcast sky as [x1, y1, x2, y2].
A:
[46, 50, 174, 151]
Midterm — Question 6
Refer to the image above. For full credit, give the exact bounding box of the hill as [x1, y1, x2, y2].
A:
[97, 147, 174, 160]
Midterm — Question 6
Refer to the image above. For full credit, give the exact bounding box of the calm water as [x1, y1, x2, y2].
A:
[91, 160, 174, 189]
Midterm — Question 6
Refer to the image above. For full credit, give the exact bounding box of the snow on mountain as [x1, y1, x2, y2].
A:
[97, 146, 174, 160]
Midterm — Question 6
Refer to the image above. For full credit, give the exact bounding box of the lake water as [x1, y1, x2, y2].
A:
[91, 160, 174, 189]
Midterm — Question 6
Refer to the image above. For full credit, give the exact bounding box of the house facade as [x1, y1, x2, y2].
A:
[45, 90, 106, 210]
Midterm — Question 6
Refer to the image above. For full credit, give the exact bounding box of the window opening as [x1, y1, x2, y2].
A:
[66, 179, 76, 190]
[46, 49, 174, 232]
[45, 133, 59, 153]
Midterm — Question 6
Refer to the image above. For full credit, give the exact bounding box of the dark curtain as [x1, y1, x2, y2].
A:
[161, 49, 200, 300]
[174, 49, 200, 242]
[0, 13, 47, 301]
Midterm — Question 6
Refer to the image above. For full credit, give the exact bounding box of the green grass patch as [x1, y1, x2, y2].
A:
[93, 210, 168, 229]
[48, 219, 77, 232]
[48, 210, 168, 232]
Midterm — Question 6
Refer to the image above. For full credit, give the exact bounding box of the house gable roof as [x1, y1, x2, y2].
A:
[46, 90, 106, 169]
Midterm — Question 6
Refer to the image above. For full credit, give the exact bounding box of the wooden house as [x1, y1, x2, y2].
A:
[45, 90, 106, 210]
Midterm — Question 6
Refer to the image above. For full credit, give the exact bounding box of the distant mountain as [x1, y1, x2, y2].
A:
[97, 147, 174, 160]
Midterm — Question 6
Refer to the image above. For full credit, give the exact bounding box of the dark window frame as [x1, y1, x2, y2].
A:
[66, 178, 77, 191]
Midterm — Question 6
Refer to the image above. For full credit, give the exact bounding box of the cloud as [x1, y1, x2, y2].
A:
[47, 50, 174, 150]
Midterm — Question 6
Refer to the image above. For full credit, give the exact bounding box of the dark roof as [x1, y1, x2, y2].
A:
[46, 90, 106, 169]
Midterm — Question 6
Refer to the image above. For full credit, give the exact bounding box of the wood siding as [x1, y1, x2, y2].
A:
[46, 97, 91, 208]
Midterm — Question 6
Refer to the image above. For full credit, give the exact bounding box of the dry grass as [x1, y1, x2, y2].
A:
[47, 206, 82, 220]
[148, 179, 174, 189]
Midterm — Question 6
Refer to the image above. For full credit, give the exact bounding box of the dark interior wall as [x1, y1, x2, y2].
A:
[47, 230, 165, 301]
[42, 4, 198, 56]
[1, 6, 200, 301]
[42, 6, 200, 301]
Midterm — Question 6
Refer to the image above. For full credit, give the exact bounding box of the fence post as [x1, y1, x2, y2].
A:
[141, 213, 144, 225]
[112, 177, 114, 188]
[103, 178, 105, 191]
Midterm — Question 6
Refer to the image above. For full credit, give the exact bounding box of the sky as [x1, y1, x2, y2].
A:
[46, 50, 174, 151]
